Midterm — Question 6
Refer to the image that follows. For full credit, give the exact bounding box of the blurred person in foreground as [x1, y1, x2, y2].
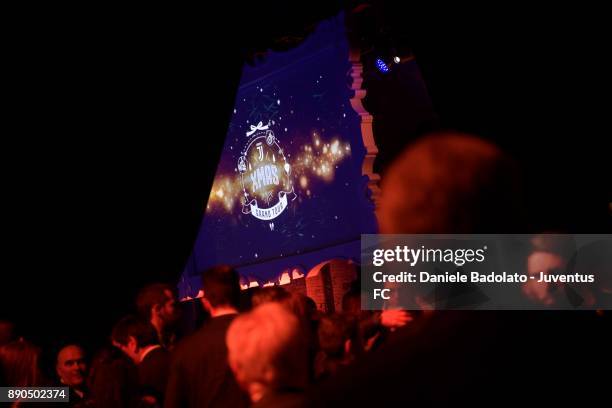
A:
[227, 302, 308, 408]
[378, 132, 523, 234]
[306, 132, 530, 406]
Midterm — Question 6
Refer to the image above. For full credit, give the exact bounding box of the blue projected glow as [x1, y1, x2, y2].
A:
[178, 13, 378, 298]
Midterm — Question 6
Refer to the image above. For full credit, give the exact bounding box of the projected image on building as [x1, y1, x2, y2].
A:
[179, 14, 377, 298]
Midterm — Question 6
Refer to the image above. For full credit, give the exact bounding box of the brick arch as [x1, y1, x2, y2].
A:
[304, 259, 358, 313]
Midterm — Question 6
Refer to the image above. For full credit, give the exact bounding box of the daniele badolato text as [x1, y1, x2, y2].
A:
[372, 271, 595, 284]
[370, 246, 595, 284]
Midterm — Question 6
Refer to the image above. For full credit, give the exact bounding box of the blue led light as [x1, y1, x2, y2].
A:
[375, 58, 390, 73]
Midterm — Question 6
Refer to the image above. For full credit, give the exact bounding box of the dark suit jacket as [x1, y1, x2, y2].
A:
[164, 314, 249, 408]
[138, 346, 170, 405]
[88, 346, 140, 408]
[252, 390, 305, 408]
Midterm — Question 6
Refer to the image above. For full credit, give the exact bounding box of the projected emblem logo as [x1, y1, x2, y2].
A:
[239, 121, 296, 223]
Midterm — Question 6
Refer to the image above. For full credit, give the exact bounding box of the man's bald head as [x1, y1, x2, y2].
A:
[56, 344, 87, 388]
[379, 132, 523, 233]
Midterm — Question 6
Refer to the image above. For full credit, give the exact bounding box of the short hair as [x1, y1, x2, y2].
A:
[55, 344, 85, 364]
[136, 283, 174, 320]
[251, 286, 290, 308]
[111, 315, 159, 348]
[201, 265, 241, 308]
[379, 132, 523, 233]
[282, 292, 316, 325]
[0, 339, 42, 387]
[226, 303, 307, 390]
